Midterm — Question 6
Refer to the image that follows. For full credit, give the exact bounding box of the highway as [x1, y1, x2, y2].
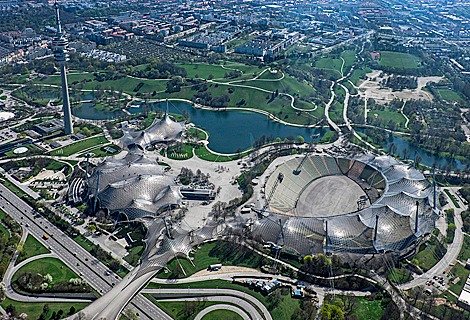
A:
[0, 183, 170, 320]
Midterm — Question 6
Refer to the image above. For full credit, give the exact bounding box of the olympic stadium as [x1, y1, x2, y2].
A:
[244, 153, 438, 258]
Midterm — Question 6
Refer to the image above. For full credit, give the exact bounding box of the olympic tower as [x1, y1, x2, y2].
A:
[52, 1, 73, 134]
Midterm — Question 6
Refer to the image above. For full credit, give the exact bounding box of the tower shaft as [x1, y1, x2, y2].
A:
[60, 63, 73, 134]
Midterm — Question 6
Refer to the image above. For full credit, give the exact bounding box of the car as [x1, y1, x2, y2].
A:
[105, 271, 111, 276]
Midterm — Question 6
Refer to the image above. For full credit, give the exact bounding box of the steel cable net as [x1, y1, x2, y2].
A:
[124, 113, 185, 150]
[259, 154, 437, 257]
[87, 151, 182, 219]
[326, 215, 374, 254]
[251, 214, 288, 243]
[373, 207, 416, 252]
[386, 178, 432, 197]
[88, 153, 164, 195]
[193, 221, 224, 243]
[282, 217, 325, 256]
[383, 165, 424, 182]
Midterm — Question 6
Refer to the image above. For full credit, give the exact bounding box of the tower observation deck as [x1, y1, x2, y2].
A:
[52, 1, 73, 135]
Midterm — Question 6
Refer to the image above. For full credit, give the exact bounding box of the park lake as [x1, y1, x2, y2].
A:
[71, 100, 468, 169]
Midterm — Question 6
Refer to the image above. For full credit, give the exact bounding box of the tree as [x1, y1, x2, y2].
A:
[296, 135, 305, 144]
[43, 305, 50, 315]
[68, 306, 76, 316]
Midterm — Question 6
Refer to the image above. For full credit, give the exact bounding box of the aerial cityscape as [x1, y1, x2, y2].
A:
[1, 0, 470, 319]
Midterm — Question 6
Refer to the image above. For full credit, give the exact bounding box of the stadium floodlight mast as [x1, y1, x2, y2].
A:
[52, 0, 73, 135]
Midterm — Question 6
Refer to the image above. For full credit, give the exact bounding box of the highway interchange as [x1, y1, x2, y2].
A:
[0, 182, 171, 320]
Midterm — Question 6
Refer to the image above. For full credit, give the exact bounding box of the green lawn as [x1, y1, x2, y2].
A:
[444, 189, 460, 208]
[194, 145, 247, 162]
[0, 221, 9, 238]
[414, 240, 443, 271]
[1, 298, 89, 320]
[188, 127, 207, 140]
[34, 73, 95, 86]
[439, 89, 463, 102]
[0, 176, 28, 199]
[158, 84, 313, 125]
[248, 75, 316, 97]
[3, 144, 42, 159]
[459, 235, 470, 261]
[177, 63, 229, 79]
[12, 257, 78, 288]
[156, 241, 265, 279]
[319, 131, 339, 144]
[167, 143, 194, 160]
[50, 136, 109, 157]
[17, 234, 50, 264]
[315, 57, 343, 74]
[147, 279, 301, 320]
[341, 50, 357, 71]
[354, 297, 390, 320]
[378, 51, 421, 69]
[34, 74, 168, 95]
[350, 67, 372, 85]
[201, 309, 243, 320]
[449, 264, 470, 296]
[387, 267, 413, 284]
[367, 108, 406, 128]
[81, 144, 121, 158]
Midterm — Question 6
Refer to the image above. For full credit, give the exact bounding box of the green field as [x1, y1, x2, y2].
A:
[315, 57, 343, 74]
[0, 222, 8, 239]
[82, 144, 121, 158]
[17, 234, 50, 264]
[34, 75, 169, 95]
[414, 242, 441, 271]
[201, 309, 242, 320]
[449, 264, 470, 296]
[156, 241, 264, 279]
[1, 298, 89, 320]
[350, 67, 372, 85]
[248, 75, 316, 97]
[177, 63, 229, 79]
[439, 89, 463, 101]
[341, 50, 357, 71]
[167, 143, 194, 160]
[50, 136, 109, 157]
[12, 257, 78, 289]
[367, 108, 406, 128]
[378, 51, 421, 69]
[354, 297, 390, 320]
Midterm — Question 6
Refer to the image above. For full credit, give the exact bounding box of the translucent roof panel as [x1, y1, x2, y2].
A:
[282, 217, 325, 256]
[250, 214, 288, 244]
[386, 178, 432, 198]
[374, 209, 416, 252]
[126, 113, 185, 149]
[326, 215, 374, 254]
[383, 165, 424, 182]
[377, 192, 427, 216]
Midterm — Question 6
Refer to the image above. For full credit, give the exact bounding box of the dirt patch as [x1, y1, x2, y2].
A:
[357, 71, 442, 104]
[189, 266, 259, 278]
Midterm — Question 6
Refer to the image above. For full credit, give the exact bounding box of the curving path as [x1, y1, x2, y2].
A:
[142, 288, 272, 320]
[155, 296, 255, 320]
[194, 304, 249, 320]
